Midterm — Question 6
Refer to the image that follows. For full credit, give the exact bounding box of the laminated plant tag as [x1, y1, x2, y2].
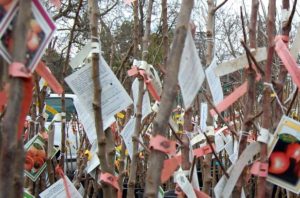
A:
[24, 134, 59, 182]
[0, 0, 56, 72]
[178, 31, 205, 109]
[267, 116, 300, 194]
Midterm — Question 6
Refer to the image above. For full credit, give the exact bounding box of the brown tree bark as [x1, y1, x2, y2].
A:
[162, 0, 168, 68]
[0, 0, 31, 197]
[233, 1, 259, 197]
[88, 0, 112, 197]
[144, 1, 194, 197]
[257, 0, 276, 197]
[128, 1, 153, 196]
[59, 0, 84, 170]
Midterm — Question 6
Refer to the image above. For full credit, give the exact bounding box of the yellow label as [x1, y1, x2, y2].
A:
[117, 112, 125, 119]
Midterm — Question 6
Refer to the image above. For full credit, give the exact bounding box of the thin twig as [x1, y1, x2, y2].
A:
[285, 0, 298, 29]
[214, 0, 229, 12]
[188, 156, 197, 182]
[286, 88, 299, 115]
[240, 6, 253, 70]
[202, 132, 229, 178]
[132, 136, 150, 154]
[240, 40, 265, 76]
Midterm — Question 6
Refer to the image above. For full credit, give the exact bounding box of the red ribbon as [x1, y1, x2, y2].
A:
[17, 79, 33, 139]
[128, 66, 161, 101]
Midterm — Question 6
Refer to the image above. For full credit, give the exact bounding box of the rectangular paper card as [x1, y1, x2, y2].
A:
[24, 134, 59, 182]
[214, 47, 267, 77]
[178, 31, 205, 109]
[120, 117, 136, 159]
[200, 103, 208, 131]
[205, 56, 224, 104]
[267, 116, 300, 194]
[65, 56, 133, 134]
[73, 97, 115, 142]
[0, 0, 56, 71]
[39, 176, 82, 198]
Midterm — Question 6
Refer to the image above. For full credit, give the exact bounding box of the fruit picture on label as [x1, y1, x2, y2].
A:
[268, 133, 300, 186]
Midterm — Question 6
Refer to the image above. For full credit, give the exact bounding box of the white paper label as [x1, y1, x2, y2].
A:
[200, 103, 208, 131]
[120, 117, 136, 159]
[178, 31, 205, 109]
[65, 56, 133, 142]
[175, 172, 197, 198]
[40, 176, 82, 198]
[205, 56, 224, 104]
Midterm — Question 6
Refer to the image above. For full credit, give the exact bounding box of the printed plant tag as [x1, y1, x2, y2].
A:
[267, 116, 300, 194]
[24, 134, 59, 182]
[205, 56, 223, 104]
[39, 176, 82, 198]
[0, 0, 56, 71]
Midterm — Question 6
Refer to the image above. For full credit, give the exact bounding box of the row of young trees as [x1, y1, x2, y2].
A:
[0, 0, 300, 197]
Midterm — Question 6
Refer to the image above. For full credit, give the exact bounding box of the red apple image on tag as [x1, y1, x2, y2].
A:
[269, 152, 290, 174]
[286, 143, 300, 162]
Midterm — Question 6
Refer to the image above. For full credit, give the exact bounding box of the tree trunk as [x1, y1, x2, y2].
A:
[257, 0, 276, 197]
[144, 1, 194, 197]
[0, 0, 31, 197]
[88, 0, 112, 197]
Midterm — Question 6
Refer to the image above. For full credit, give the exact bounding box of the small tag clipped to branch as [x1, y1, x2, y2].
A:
[257, 128, 270, 144]
[161, 155, 181, 183]
[100, 172, 122, 198]
[9, 62, 31, 78]
[193, 144, 214, 158]
[149, 135, 177, 156]
[250, 161, 268, 177]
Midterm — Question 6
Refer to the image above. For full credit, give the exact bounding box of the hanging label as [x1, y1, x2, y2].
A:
[178, 31, 205, 109]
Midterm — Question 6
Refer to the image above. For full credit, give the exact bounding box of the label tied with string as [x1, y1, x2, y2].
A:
[149, 135, 177, 155]
[257, 128, 270, 144]
[250, 161, 268, 177]
[9, 62, 31, 78]
[55, 165, 71, 198]
[100, 172, 122, 198]
[161, 155, 181, 183]
[91, 42, 100, 54]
